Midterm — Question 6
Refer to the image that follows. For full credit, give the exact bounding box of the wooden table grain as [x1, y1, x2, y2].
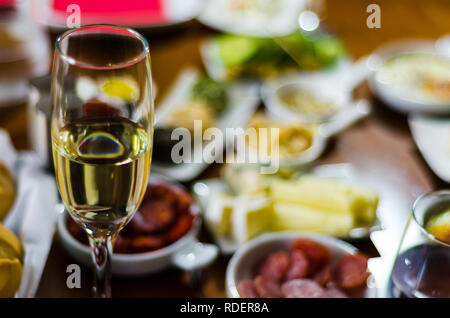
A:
[0, 0, 448, 298]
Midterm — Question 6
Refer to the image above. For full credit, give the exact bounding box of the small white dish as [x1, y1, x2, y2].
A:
[225, 231, 377, 298]
[262, 77, 350, 124]
[152, 68, 260, 182]
[244, 121, 328, 169]
[57, 176, 218, 277]
[260, 58, 371, 131]
[367, 39, 450, 114]
[192, 163, 382, 255]
[408, 115, 450, 183]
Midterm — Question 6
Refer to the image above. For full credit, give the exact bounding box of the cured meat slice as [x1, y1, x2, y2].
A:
[284, 250, 309, 281]
[281, 279, 326, 298]
[325, 286, 349, 298]
[313, 266, 332, 286]
[254, 276, 283, 298]
[165, 214, 193, 243]
[291, 238, 331, 273]
[130, 235, 165, 252]
[113, 235, 131, 253]
[257, 251, 290, 282]
[332, 254, 369, 289]
[173, 187, 193, 213]
[237, 280, 258, 298]
[139, 201, 177, 233]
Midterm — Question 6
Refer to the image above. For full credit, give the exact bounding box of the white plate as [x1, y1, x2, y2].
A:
[192, 163, 382, 254]
[152, 68, 260, 182]
[198, 0, 307, 38]
[409, 115, 450, 183]
[367, 39, 450, 114]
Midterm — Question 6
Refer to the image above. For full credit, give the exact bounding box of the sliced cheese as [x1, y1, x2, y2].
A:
[273, 202, 353, 236]
[205, 192, 235, 236]
[230, 195, 273, 244]
[270, 176, 378, 226]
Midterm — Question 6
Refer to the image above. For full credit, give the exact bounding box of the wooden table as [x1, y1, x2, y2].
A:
[0, 0, 448, 298]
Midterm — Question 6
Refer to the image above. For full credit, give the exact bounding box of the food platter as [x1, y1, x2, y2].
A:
[193, 163, 382, 255]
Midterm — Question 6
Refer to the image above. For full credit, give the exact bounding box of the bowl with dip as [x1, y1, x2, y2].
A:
[368, 40, 450, 114]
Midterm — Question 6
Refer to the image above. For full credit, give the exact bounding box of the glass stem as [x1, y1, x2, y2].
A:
[88, 235, 113, 298]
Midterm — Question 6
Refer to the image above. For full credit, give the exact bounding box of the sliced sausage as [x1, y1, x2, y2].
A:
[325, 286, 349, 298]
[284, 250, 309, 281]
[254, 275, 283, 298]
[237, 280, 258, 298]
[281, 279, 326, 298]
[138, 201, 177, 233]
[165, 214, 193, 243]
[291, 238, 331, 273]
[313, 266, 332, 286]
[257, 251, 290, 282]
[332, 254, 369, 289]
[130, 235, 165, 253]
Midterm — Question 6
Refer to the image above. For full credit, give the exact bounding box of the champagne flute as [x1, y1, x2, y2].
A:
[51, 25, 154, 297]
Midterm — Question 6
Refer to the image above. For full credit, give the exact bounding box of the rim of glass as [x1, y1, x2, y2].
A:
[412, 189, 450, 248]
[55, 24, 150, 70]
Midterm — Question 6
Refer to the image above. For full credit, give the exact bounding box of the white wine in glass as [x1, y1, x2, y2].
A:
[51, 25, 154, 297]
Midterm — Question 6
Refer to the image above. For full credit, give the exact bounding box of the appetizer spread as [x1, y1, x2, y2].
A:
[237, 238, 370, 298]
[68, 180, 197, 253]
[205, 165, 379, 245]
[0, 161, 15, 221]
[0, 223, 23, 297]
[206, 31, 344, 80]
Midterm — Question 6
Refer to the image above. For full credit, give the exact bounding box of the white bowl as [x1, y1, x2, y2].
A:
[368, 39, 450, 114]
[262, 77, 351, 124]
[57, 177, 218, 277]
[226, 231, 376, 298]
